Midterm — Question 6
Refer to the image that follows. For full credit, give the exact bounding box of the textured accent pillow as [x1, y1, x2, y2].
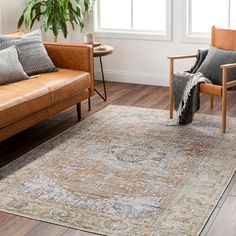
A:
[0, 46, 29, 85]
[0, 30, 58, 76]
[197, 46, 236, 85]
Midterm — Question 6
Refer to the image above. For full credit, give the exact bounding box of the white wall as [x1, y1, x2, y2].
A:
[0, 0, 210, 87]
[0, 1, 2, 33]
[0, 0, 5, 34]
[92, 0, 210, 87]
[0, 0, 27, 33]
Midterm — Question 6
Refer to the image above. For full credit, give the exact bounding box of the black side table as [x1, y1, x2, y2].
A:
[88, 45, 114, 110]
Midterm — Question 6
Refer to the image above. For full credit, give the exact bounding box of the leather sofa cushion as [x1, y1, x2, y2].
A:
[0, 69, 90, 128]
[0, 80, 51, 128]
[30, 69, 91, 103]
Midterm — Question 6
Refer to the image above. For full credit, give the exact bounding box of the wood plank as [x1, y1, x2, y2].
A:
[62, 229, 98, 236]
[0, 213, 15, 228]
[206, 196, 236, 236]
[0, 216, 39, 236]
[217, 172, 236, 207]
[200, 207, 220, 236]
[26, 222, 68, 236]
[229, 180, 236, 197]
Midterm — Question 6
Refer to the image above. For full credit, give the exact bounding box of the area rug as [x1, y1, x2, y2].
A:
[0, 105, 236, 236]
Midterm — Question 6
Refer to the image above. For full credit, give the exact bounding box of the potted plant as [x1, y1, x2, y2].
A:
[18, 0, 95, 42]
[84, 32, 95, 44]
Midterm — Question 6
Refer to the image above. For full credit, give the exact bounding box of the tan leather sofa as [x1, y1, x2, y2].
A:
[0, 41, 94, 142]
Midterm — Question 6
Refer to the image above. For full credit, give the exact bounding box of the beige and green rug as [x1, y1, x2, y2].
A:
[0, 105, 236, 236]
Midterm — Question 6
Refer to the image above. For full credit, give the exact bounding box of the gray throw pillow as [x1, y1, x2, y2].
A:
[189, 49, 209, 74]
[197, 46, 236, 85]
[0, 46, 29, 85]
[0, 30, 58, 76]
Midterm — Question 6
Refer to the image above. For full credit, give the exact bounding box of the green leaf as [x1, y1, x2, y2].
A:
[17, 14, 25, 29]
[30, 12, 43, 29]
[17, 0, 95, 38]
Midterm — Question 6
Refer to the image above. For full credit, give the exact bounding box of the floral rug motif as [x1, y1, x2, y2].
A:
[0, 105, 236, 236]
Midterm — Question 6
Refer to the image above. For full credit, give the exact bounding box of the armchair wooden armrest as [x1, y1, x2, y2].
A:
[220, 62, 236, 133]
[221, 63, 236, 70]
[221, 63, 236, 89]
[168, 54, 197, 60]
[44, 42, 94, 96]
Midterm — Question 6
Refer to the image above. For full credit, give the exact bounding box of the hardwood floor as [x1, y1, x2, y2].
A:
[0, 81, 236, 236]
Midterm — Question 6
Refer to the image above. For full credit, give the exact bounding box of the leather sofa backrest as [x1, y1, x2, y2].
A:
[5, 31, 25, 36]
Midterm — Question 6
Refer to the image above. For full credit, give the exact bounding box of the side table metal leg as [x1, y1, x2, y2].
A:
[100, 56, 107, 101]
[94, 56, 107, 101]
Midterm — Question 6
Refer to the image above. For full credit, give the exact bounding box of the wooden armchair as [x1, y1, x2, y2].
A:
[168, 26, 236, 133]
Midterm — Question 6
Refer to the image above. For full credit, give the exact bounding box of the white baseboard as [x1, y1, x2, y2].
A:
[94, 69, 169, 87]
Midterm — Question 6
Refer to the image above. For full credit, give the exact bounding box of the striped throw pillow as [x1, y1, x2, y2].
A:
[0, 30, 58, 76]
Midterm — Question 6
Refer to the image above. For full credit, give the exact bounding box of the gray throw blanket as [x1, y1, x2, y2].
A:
[172, 49, 210, 124]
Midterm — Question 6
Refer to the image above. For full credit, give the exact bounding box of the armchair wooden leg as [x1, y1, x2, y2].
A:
[222, 69, 227, 133]
[222, 95, 227, 133]
[169, 59, 174, 119]
[210, 95, 214, 109]
[76, 103, 81, 121]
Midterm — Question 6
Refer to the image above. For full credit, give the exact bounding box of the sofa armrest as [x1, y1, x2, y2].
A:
[44, 42, 94, 96]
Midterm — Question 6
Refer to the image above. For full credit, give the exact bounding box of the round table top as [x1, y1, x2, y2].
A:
[93, 45, 114, 57]
[92, 42, 102, 47]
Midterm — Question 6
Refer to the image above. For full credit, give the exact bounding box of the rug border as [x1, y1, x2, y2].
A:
[0, 105, 235, 236]
[197, 170, 235, 236]
[0, 172, 235, 236]
[0, 207, 106, 236]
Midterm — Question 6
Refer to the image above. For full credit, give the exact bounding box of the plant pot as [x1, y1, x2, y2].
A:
[84, 34, 95, 44]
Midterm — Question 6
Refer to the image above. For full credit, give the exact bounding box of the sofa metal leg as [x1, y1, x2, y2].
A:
[76, 103, 81, 121]
[88, 98, 91, 111]
[210, 95, 214, 109]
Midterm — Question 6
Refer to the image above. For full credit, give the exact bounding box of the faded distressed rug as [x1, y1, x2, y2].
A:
[0, 105, 236, 236]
